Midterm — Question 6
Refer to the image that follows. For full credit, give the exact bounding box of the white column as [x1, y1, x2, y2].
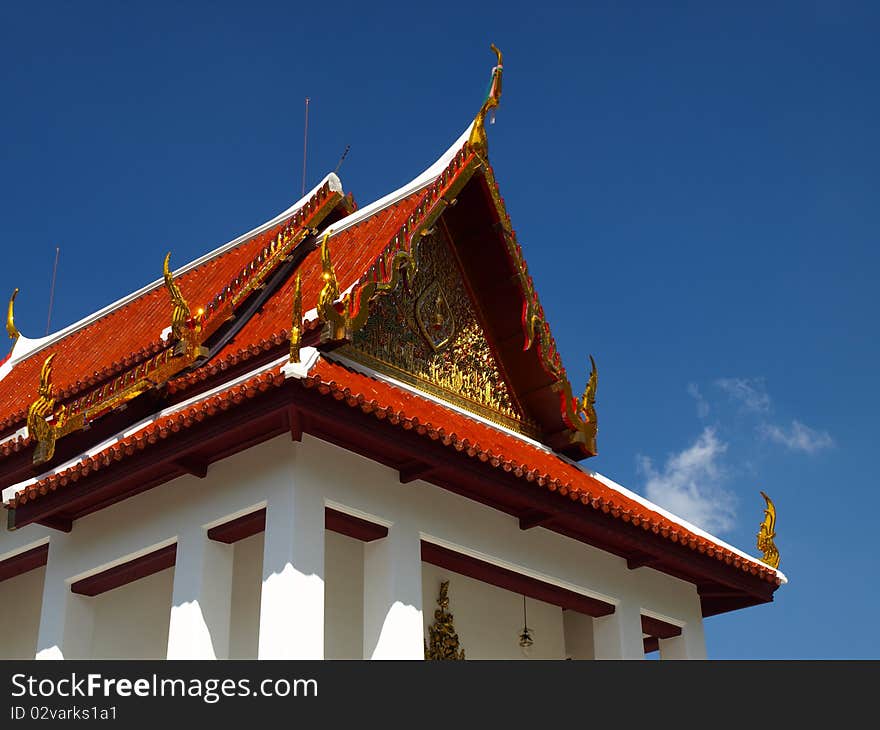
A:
[258, 481, 325, 659]
[659, 622, 707, 660]
[167, 531, 234, 659]
[35, 551, 95, 660]
[592, 600, 645, 660]
[363, 523, 423, 660]
[563, 610, 595, 659]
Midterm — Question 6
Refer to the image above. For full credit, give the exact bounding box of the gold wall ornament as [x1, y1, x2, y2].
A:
[757, 491, 780, 569]
[468, 44, 503, 153]
[425, 580, 465, 660]
[6, 288, 20, 344]
[290, 274, 303, 363]
[344, 230, 537, 436]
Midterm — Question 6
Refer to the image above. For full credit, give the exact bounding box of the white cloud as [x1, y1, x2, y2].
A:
[715, 377, 771, 413]
[637, 428, 736, 534]
[759, 420, 834, 453]
[687, 383, 710, 418]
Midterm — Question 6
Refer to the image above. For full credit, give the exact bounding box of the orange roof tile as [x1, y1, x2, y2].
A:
[8, 353, 781, 587]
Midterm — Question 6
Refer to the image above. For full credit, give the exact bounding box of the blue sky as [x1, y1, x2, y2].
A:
[1, 2, 877, 658]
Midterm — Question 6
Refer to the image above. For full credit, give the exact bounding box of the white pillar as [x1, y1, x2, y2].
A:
[592, 600, 645, 660]
[363, 523, 423, 659]
[258, 481, 325, 659]
[659, 622, 707, 660]
[35, 551, 95, 660]
[563, 610, 595, 659]
[167, 531, 234, 659]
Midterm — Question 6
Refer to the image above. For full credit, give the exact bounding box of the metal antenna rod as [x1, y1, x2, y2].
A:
[45, 246, 60, 335]
[333, 144, 350, 175]
[301, 97, 310, 196]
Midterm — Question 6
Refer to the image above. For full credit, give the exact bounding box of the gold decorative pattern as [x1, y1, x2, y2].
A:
[6, 288, 20, 344]
[425, 580, 465, 660]
[290, 274, 303, 363]
[318, 230, 416, 345]
[468, 44, 503, 153]
[344, 230, 536, 436]
[757, 491, 780, 569]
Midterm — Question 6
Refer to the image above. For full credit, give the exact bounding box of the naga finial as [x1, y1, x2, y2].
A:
[578, 355, 598, 454]
[163, 252, 191, 343]
[290, 274, 303, 364]
[318, 230, 351, 341]
[27, 353, 61, 464]
[6, 288, 20, 344]
[580, 355, 598, 424]
[757, 490, 780, 569]
[468, 44, 504, 153]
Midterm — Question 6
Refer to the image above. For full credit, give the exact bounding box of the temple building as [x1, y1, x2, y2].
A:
[0, 49, 784, 660]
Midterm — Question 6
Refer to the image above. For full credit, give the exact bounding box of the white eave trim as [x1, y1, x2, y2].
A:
[318, 124, 473, 240]
[587, 470, 788, 583]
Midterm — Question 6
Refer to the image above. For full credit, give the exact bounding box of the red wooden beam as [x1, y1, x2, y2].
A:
[518, 510, 554, 530]
[641, 614, 682, 640]
[398, 460, 435, 484]
[206, 506, 388, 544]
[421, 541, 615, 618]
[643, 637, 659, 654]
[325, 508, 388, 542]
[0, 544, 49, 583]
[70, 544, 177, 597]
[207, 509, 266, 544]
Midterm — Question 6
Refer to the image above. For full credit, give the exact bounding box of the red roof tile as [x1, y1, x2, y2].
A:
[0, 221, 286, 433]
[8, 354, 780, 586]
[301, 358, 782, 585]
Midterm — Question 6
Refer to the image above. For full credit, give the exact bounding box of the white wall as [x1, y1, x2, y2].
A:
[325, 530, 364, 659]
[229, 532, 263, 659]
[90, 568, 174, 659]
[0, 430, 707, 659]
[422, 563, 566, 659]
[0, 566, 45, 659]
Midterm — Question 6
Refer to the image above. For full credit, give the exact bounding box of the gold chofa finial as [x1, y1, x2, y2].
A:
[7, 288, 20, 343]
[757, 491, 780, 569]
[425, 580, 465, 660]
[290, 274, 303, 363]
[163, 252, 192, 343]
[468, 44, 503, 153]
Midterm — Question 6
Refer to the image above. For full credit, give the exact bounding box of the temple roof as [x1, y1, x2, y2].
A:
[0, 71, 784, 614]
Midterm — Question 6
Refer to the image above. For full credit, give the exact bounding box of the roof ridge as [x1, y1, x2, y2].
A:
[319, 124, 473, 240]
[1, 173, 343, 373]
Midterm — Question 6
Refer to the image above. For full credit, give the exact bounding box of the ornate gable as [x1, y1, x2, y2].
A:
[342, 227, 538, 437]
